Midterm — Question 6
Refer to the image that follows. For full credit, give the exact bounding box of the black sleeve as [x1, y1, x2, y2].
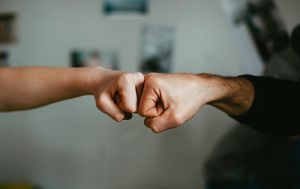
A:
[230, 75, 300, 136]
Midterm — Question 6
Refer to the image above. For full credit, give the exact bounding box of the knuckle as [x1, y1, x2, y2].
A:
[137, 105, 144, 116]
[135, 72, 144, 80]
[96, 95, 106, 110]
[152, 125, 161, 133]
[151, 119, 164, 133]
[113, 113, 124, 122]
[118, 73, 134, 84]
[144, 73, 155, 81]
[127, 106, 136, 114]
[146, 76, 161, 87]
[173, 113, 184, 126]
[138, 109, 145, 117]
[152, 128, 160, 134]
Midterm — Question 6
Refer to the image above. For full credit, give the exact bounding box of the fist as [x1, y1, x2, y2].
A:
[91, 68, 144, 122]
[138, 73, 208, 133]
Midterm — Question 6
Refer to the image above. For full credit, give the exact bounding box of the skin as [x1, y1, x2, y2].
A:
[1, 67, 295, 137]
[0, 66, 144, 122]
[138, 73, 255, 133]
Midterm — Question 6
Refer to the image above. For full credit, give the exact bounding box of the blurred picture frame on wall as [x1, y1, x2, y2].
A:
[103, 0, 148, 17]
[139, 25, 175, 74]
[70, 49, 119, 70]
[0, 51, 9, 67]
[0, 13, 17, 44]
[220, 0, 288, 63]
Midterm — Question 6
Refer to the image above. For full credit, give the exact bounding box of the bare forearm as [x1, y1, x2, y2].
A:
[0, 67, 93, 111]
[198, 74, 255, 116]
[137, 72, 256, 133]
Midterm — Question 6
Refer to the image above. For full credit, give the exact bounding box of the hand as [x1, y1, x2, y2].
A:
[138, 73, 212, 133]
[88, 67, 144, 122]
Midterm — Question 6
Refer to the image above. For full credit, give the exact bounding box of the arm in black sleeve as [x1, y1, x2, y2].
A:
[230, 75, 300, 136]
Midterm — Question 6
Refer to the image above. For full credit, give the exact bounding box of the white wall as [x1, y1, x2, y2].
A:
[219, 0, 265, 75]
[275, 0, 300, 33]
[0, 0, 299, 189]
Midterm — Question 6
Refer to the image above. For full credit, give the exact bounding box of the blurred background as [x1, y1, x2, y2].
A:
[0, 0, 299, 188]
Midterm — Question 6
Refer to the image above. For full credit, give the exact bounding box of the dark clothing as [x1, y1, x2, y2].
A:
[230, 75, 300, 136]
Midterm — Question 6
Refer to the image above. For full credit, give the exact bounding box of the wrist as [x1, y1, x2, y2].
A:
[203, 75, 254, 116]
[75, 66, 106, 95]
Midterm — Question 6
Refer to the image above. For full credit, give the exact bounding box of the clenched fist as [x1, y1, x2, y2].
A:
[137, 72, 254, 133]
[89, 68, 145, 122]
[138, 73, 211, 133]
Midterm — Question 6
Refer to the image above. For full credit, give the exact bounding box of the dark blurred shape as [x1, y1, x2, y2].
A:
[291, 24, 300, 57]
[0, 51, 9, 67]
[139, 25, 175, 74]
[71, 50, 119, 70]
[0, 13, 17, 43]
[141, 57, 160, 72]
[103, 0, 148, 15]
[234, 0, 289, 62]
[204, 24, 300, 189]
[71, 51, 82, 67]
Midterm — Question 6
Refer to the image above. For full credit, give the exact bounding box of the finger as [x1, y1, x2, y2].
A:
[117, 74, 138, 113]
[131, 72, 145, 100]
[144, 72, 161, 81]
[144, 109, 184, 133]
[142, 101, 164, 117]
[96, 94, 125, 122]
[144, 117, 163, 133]
[116, 93, 132, 120]
[138, 84, 160, 118]
[156, 101, 164, 116]
[116, 73, 144, 113]
[144, 117, 152, 128]
[138, 75, 166, 117]
[115, 92, 126, 111]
